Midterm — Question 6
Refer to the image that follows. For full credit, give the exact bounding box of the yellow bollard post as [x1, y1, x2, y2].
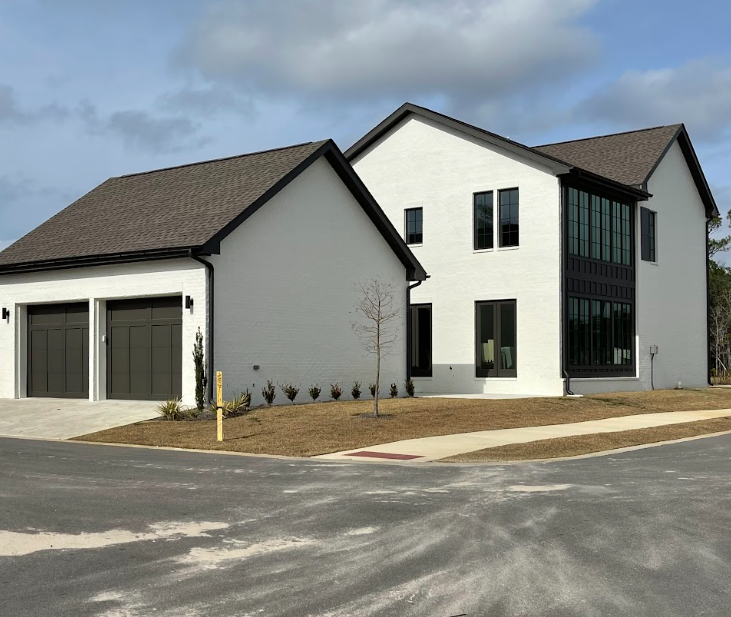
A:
[216, 371, 223, 442]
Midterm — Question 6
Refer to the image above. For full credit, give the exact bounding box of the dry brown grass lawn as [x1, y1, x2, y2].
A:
[73, 388, 731, 457]
[442, 416, 731, 463]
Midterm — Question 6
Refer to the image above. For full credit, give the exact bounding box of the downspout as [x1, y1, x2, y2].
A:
[559, 179, 574, 396]
[190, 251, 215, 402]
[706, 216, 713, 386]
[406, 278, 424, 380]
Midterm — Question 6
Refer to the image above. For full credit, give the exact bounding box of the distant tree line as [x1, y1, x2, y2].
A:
[709, 212, 731, 381]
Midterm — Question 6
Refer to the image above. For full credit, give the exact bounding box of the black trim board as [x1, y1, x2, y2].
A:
[324, 145, 427, 281]
[344, 102, 649, 202]
[345, 103, 571, 175]
[641, 125, 718, 218]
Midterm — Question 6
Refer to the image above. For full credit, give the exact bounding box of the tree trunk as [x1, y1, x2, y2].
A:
[374, 321, 380, 418]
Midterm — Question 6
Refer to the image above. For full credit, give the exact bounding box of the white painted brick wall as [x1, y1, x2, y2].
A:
[210, 157, 409, 406]
[353, 116, 565, 396]
[0, 259, 208, 405]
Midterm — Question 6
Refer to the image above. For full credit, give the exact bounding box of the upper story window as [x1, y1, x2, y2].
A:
[474, 191, 494, 250]
[568, 187, 632, 266]
[405, 207, 423, 245]
[640, 207, 657, 262]
[499, 188, 519, 247]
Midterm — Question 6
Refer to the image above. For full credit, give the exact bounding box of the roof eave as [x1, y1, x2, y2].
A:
[0, 247, 194, 276]
[324, 145, 427, 281]
[563, 168, 652, 201]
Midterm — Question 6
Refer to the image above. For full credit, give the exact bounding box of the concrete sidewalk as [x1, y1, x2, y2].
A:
[315, 409, 731, 463]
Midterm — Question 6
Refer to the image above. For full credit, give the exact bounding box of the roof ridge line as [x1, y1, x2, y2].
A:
[536, 124, 683, 148]
[118, 140, 327, 179]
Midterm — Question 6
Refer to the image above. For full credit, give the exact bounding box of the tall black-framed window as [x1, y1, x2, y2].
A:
[568, 297, 590, 366]
[475, 300, 516, 377]
[640, 207, 656, 262]
[474, 191, 494, 250]
[569, 188, 631, 264]
[498, 188, 519, 247]
[410, 304, 432, 377]
[405, 208, 423, 245]
[568, 188, 589, 257]
[569, 296, 633, 369]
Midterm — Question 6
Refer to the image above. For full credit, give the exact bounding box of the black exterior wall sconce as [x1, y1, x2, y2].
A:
[185, 296, 194, 310]
[1, 308, 8, 321]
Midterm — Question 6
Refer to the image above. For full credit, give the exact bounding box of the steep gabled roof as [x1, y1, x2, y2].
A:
[534, 125, 681, 187]
[535, 124, 718, 217]
[0, 140, 427, 280]
[345, 103, 650, 202]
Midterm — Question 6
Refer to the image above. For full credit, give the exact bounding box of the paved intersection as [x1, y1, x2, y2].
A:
[1, 435, 730, 616]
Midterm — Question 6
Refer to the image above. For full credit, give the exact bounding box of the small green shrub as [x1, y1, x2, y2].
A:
[369, 383, 377, 398]
[389, 383, 398, 398]
[262, 380, 276, 406]
[222, 390, 251, 417]
[330, 382, 342, 401]
[281, 383, 300, 403]
[351, 380, 362, 400]
[157, 398, 184, 421]
[308, 384, 322, 401]
[405, 379, 415, 397]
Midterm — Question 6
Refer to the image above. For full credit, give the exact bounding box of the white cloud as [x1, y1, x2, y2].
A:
[174, 0, 600, 106]
[578, 59, 731, 141]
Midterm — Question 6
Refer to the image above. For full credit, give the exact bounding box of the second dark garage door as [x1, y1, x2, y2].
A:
[107, 297, 182, 400]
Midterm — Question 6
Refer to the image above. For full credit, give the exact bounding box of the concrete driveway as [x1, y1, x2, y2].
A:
[0, 398, 158, 439]
[2, 435, 731, 616]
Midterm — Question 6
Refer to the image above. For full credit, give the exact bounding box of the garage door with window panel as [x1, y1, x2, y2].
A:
[107, 297, 182, 400]
[28, 303, 89, 398]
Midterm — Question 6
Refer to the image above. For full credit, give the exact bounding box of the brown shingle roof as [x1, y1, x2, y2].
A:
[0, 141, 329, 268]
[534, 125, 682, 188]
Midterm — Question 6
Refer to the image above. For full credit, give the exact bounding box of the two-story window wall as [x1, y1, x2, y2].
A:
[565, 184, 636, 377]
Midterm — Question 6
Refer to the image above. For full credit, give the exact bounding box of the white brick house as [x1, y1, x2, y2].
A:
[0, 141, 426, 406]
[348, 104, 717, 396]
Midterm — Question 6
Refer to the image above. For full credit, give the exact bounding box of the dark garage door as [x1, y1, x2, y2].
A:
[28, 303, 89, 398]
[107, 297, 182, 400]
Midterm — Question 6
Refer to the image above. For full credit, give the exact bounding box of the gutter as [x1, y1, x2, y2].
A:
[190, 251, 215, 402]
[0, 248, 192, 276]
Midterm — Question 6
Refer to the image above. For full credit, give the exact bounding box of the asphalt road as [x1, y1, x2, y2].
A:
[1, 436, 730, 617]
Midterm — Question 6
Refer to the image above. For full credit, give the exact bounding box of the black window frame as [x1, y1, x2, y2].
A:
[564, 181, 636, 378]
[568, 296, 634, 371]
[498, 188, 519, 248]
[410, 304, 432, 378]
[475, 299, 517, 378]
[569, 188, 632, 266]
[640, 207, 657, 262]
[473, 191, 494, 250]
[405, 207, 423, 245]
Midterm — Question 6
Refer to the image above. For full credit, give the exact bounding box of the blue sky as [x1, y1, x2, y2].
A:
[2, 0, 731, 254]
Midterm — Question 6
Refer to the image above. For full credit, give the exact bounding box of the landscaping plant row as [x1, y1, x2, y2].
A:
[264, 379, 416, 405]
[158, 379, 417, 421]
